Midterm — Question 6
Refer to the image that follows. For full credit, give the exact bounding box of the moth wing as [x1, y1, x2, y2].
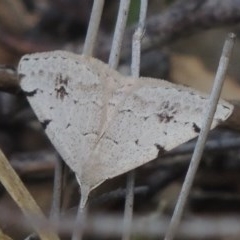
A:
[18, 51, 120, 178]
[18, 52, 234, 209]
[79, 77, 233, 191]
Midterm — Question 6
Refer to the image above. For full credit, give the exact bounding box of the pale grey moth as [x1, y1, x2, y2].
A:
[18, 50, 233, 208]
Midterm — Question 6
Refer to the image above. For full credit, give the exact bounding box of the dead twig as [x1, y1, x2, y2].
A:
[164, 32, 236, 240]
[0, 148, 60, 240]
[83, 0, 105, 56]
[122, 1, 148, 240]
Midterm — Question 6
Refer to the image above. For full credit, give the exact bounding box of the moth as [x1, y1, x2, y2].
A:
[18, 50, 233, 208]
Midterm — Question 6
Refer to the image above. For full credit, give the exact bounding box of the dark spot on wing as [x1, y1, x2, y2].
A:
[55, 86, 68, 100]
[39, 70, 44, 76]
[56, 73, 69, 86]
[163, 101, 170, 109]
[66, 123, 71, 128]
[215, 118, 221, 123]
[222, 105, 230, 110]
[18, 73, 26, 81]
[74, 100, 78, 104]
[23, 89, 38, 97]
[135, 139, 139, 145]
[41, 119, 52, 130]
[22, 58, 29, 61]
[154, 144, 166, 156]
[163, 131, 167, 135]
[195, 107, 203, 113]
[105, 136, 119, 145]
[54, 73, 70, 100]
[119, 109, 133, 113]
[158, 112, 174, 123]
[82, 131, 99, 136]
[193, 123, 201, 133]
[159, 102, 179, 121]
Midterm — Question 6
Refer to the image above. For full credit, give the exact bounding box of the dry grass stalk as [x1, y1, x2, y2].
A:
[0, 149, 60, 240]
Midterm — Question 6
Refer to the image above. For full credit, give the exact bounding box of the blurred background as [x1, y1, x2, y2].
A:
[1, 0, 240, 239]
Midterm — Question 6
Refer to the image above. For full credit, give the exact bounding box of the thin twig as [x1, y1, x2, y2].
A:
[72, 1, 106, 239]
[164, 33, 236, 240]
[83, 0, 105, 56]
[122, 171, 135, 240]
[71, 202, 87, 240]
[50, 156, 63, 224]
[0, 148, 60, 240]
[108, 0, 131, 69]
[122, 1, 148, 240]
[131, 0, 148, 77]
